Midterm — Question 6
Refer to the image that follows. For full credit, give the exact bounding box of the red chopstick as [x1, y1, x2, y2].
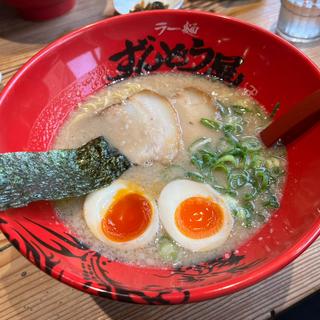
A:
[260, 89, 320, 147]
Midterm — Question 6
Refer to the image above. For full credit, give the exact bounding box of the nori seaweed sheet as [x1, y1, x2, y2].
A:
[0, 137, 131, 210]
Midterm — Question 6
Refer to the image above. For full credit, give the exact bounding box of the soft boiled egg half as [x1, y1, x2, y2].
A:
[159, 179, 234, 252]
[84, 180, 159, 249]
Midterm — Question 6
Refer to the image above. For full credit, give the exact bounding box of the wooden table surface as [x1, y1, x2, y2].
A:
[0, 1, 319, 319]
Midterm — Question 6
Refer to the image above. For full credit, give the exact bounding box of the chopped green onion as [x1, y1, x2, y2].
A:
[212, 184, 227, 192]
[263, 194, 280, 209]
[226, 189, 238, 197]
[228, 147, 247, 158]
[242, 153, 252, 169]
[270, 166, 285, 177]
[244, 218, 253, 228]
[223, 123, 243, 135]
[250, 154, 264, 168]
[232, 207, 247, 220]
[186, 171, 205, 183]
[200, 118, 222, 130]
[224, 131, 240, 145]
[213, 163, 230, 174]
[233, 207, 253, 227]
[223, 124, 234, 133]
[233, 124, 244, 135]
[215, 99, 230, 116]
[217, 138, 232, 153]
[243, 200, 255, 213]
[231, 105, 252, 115]
[228, 171, 249, 189]
[241, 136, 262, 152]
[212, 184, 237, 197]
[200, 150, 218, 167]
[210, 76, 220, 82]
[188, 137, 212, 153]
[158, 237, 179, 261]
[270, 102, 280, 118]
[216, 154, 238, 167]
[225, 114, 243, 124]
[244, 207, 254, 223]
[188, 97, 286, 231]
[191, 153, 204, 170]
[243, 186, 258, 200]
[253, 168, 270, 192]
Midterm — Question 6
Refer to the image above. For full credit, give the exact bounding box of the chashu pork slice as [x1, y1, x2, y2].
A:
[99, 90, 182, 165]
[170, 87, 217, 147]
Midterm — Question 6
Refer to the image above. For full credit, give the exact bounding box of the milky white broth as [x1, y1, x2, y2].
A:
[54, 73, 286, 267]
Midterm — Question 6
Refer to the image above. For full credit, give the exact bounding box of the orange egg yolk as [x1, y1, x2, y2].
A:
[175, 197, 224, 239]
[102, 192, 152, 242]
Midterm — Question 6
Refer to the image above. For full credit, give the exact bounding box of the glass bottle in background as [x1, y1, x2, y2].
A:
[276, 0, 320, 43]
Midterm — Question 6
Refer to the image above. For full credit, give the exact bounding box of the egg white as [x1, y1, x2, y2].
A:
[158, 179, 234, 252]
[83, 180, 159, 249]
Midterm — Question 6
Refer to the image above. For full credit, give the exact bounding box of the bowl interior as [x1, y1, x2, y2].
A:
[0, 11, 319, 304]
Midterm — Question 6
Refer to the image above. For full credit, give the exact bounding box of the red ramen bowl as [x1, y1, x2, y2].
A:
[0, 11, 319, 304]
